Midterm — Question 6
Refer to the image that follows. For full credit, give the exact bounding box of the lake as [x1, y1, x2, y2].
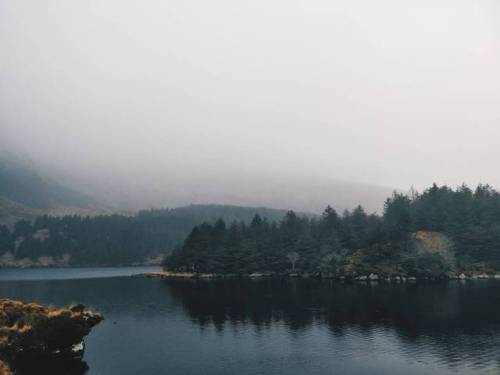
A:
[1, 267, 500, 374]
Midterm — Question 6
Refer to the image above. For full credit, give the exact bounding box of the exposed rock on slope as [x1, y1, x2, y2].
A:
[339, 231, 456, 278]
[411, 230, 456, 270]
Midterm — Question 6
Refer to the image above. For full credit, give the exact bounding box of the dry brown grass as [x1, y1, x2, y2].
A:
[0, 360, 11, 375]
[0, 299, 102, 357]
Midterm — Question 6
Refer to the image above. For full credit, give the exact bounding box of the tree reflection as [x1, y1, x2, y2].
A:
[5, 357, 88, 375]
[166, 279, 500, 370]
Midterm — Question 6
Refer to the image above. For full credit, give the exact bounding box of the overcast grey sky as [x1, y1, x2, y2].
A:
[1, 0, 500, 211]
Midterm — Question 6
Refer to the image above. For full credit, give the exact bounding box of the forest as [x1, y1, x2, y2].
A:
[0, 205, 288, 266]
[2, 183, 500, 272]
[165, 184, 500, 276]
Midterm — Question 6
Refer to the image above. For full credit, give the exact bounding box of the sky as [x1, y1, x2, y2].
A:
[1, 0, 500, 212]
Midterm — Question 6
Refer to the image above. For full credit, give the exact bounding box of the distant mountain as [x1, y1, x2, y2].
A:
[80, 173, 395, 216]
[0, 155, 96, 209]
[0, 154, 102, 225]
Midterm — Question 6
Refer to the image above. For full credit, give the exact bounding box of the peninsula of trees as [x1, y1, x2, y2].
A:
[165, 184, 500, 277]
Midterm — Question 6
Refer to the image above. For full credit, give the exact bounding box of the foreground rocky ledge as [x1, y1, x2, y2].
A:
[0, 299, 102, 371]
[0, 361, 9, 375]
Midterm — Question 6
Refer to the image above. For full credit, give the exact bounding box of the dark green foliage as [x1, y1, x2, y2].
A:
[167, 184, 500, 274]
[0, 205, 290, 266]
[401, 253, 449, 277]
[166, 205, 386, 274]
[384, 192, 411, 241]
[409, 184, 500, 269]
[3, 183, 500, 271]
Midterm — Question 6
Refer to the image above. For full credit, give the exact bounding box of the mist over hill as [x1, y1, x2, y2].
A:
[0, 152, 398, 267]
[0, 153, 105, 225]
[0, 154, 96, 209]
[0, 151, 395, 225]
[74, 173, 394, 215]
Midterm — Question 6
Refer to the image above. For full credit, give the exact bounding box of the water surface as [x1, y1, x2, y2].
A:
[1, 268, 499, 374]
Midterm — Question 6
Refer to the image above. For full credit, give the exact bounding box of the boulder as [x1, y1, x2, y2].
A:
[69, 304, 86, 313]
[249, 273, 263, 278]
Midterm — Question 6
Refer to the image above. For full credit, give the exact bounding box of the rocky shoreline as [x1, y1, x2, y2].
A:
[0, 299, 103, 373]
[141, 270, 500, 282]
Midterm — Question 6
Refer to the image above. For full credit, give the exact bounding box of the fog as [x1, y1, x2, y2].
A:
[1, 0, 500, 212]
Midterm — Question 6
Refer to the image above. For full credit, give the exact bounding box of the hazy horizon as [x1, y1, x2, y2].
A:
[2, 0, 499, 212]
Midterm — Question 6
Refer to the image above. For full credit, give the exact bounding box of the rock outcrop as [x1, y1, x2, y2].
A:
[411, 231, 456, 269]
[0, 299, 102, 363]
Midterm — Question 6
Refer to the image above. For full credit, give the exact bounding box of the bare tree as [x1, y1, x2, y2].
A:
[287, 251, 300, 272]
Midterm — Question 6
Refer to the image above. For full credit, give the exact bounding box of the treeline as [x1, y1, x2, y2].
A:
[0, 205, 289, 266]
[166, 184, 500, 275]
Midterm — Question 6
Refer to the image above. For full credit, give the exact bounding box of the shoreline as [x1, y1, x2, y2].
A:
[140, 271, 500, 282]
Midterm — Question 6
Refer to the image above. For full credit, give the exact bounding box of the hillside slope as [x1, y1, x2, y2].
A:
[0, 155, 101, 225]
[0, 197, 41, 227]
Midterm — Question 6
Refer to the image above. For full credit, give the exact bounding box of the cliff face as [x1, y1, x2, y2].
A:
[411, 230, 456, 270]
[340, 230, 457, 278]
[0, 299, 102, 362]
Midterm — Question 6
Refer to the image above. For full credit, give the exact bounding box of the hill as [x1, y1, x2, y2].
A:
[0, 154, 101, 225]
[0, 197, 41, 227]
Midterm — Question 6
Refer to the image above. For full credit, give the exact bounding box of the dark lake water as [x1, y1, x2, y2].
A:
[1, 267, 500, 374]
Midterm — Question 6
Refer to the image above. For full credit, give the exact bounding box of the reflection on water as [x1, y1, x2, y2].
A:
[168, 279, 500, 372]
[0, 270, 499, 374]
[7, 357, 89, 375]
